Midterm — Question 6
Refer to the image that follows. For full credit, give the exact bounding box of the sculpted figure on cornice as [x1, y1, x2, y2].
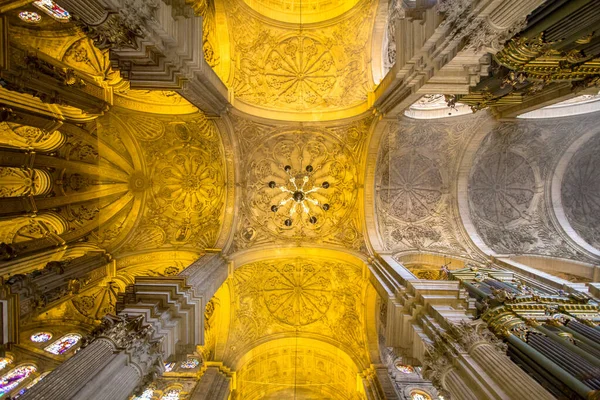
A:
[226, 0, 375, 114]
[375, 115, 488, 259]
[231, 114, 370, 251]
[467, 115, 600, 262]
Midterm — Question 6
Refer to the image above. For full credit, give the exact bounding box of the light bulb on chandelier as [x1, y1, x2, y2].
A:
[268, 164, 330, 226]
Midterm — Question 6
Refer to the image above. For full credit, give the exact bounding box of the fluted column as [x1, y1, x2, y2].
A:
[443, 369, 479, 400]
[423, 320, 555, 400]
[469, 342, 554, 399]
[21, 314, 162, 400]
[189, 366, 231, 400]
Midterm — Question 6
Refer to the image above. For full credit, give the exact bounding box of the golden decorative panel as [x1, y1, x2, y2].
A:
[100, 110, 228, 256]
[232, 114, 371, 251]
[238, 0, 362, 24]
[227, 258, 369, 365]
[226, 0, 375, 117]
[235, 339, 362, 400]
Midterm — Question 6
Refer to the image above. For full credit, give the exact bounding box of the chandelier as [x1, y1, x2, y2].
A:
[269, 165, 330, 227]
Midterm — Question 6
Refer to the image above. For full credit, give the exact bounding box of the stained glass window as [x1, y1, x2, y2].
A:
[0, 365, 36, 396]
[163, 362, 175, 372]
[13, 371, 49, 398]
[0, 359, 12, 372]
[30, 332, 52, 343]
[160, 389, 180, 400]
[394, 362, 415, 374]
[180, 358, 200, 369]
[132, 387, 154, 400]
[32, 0, 70, 21]
[18, 11, 41, 23]
[44, 333, 81, 355]
[410, 391, 432, 400]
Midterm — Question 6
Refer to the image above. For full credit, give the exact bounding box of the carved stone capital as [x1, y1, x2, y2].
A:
[447, 320, 508, 353]
[88, 314, 163, 376]
[422, 339, 455, 390]
[72, 0, 158, 50]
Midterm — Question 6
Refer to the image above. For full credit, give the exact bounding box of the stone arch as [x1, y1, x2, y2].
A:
[0, 212, 68, 244]
[0, 122, 66, 152]
[232, 337, 363, 400]
[363, 117, 392, 253]
[0, 167, 52, 197]
[371, 0, 391, 85]
[550, 126, 600, 258]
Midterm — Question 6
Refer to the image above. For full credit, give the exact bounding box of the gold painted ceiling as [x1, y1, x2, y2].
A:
[222, 0, 377, 120]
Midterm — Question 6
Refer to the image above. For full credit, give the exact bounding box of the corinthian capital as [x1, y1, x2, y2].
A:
[448, 320, 508, 353]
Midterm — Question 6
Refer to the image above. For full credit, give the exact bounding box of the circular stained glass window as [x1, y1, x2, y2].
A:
[18, 11, 42, 23]
[30, 332, 52, 343]
[394, 361, 415, 374]
[411, 390, 432, 400]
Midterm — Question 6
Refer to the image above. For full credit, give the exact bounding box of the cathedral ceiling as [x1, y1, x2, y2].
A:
[230, 112, 372, 253]
[221, 256, 372, 371]
[223, 0, 377, 120]
[235, 338, 362, 399]
[466, 113, 600, 263]
[374, 113, 491, 262]
[94, 108, 229, 258]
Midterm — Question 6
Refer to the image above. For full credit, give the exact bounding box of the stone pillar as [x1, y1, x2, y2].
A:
[61, 0, 230, 116]
[423, 320, 555, 400]
[3, 251, 110, 318]
[0, 17, 108, 115]
[115, 253, 227, 360]
[20, 314, 163, 400]
[189, 366, 231, 400]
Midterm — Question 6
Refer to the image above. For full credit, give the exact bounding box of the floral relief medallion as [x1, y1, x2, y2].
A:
[262, 261, 333, 326]
[245, 130, 358, 240]
[152, 147, 224, 216]
[470, 150, 538, 225]
[264, 36, 337, 110]
[378, 151, 445, 223]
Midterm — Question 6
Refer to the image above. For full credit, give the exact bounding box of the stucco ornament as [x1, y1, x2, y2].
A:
[470, 150, 538, 225]
[245, 130, 358, 241]
[227, 258, 369, 367]
[227, 0, 374, 115]
[561, 133, 600, 250]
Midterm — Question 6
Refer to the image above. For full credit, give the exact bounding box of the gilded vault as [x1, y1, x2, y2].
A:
[225, 0, 376, 119]
[3, 0, 600, 399]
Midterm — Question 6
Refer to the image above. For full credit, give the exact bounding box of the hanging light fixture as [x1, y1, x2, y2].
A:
[268, 164, 330, 227]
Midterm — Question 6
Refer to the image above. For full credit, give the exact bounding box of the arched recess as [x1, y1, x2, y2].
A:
[0, 122, 66, 152]
[371, 0, 391, 85]
[363, 117, 392, 253]
[394, 251, 482, 280]
[550, 126, 600, 258]
[0, 167, 52, 197]
[233, 337, 364, 400]
[0, 212, 68, 244]
[509, 255, 597, 283]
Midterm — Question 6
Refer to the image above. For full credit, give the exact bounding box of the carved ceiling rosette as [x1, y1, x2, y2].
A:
[227, 258, 368, 363]
[227, 0, 374, 116]
[243, 130, 358, 242]
[470, 150, 539, 227]
[378, 150, 446, 223]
